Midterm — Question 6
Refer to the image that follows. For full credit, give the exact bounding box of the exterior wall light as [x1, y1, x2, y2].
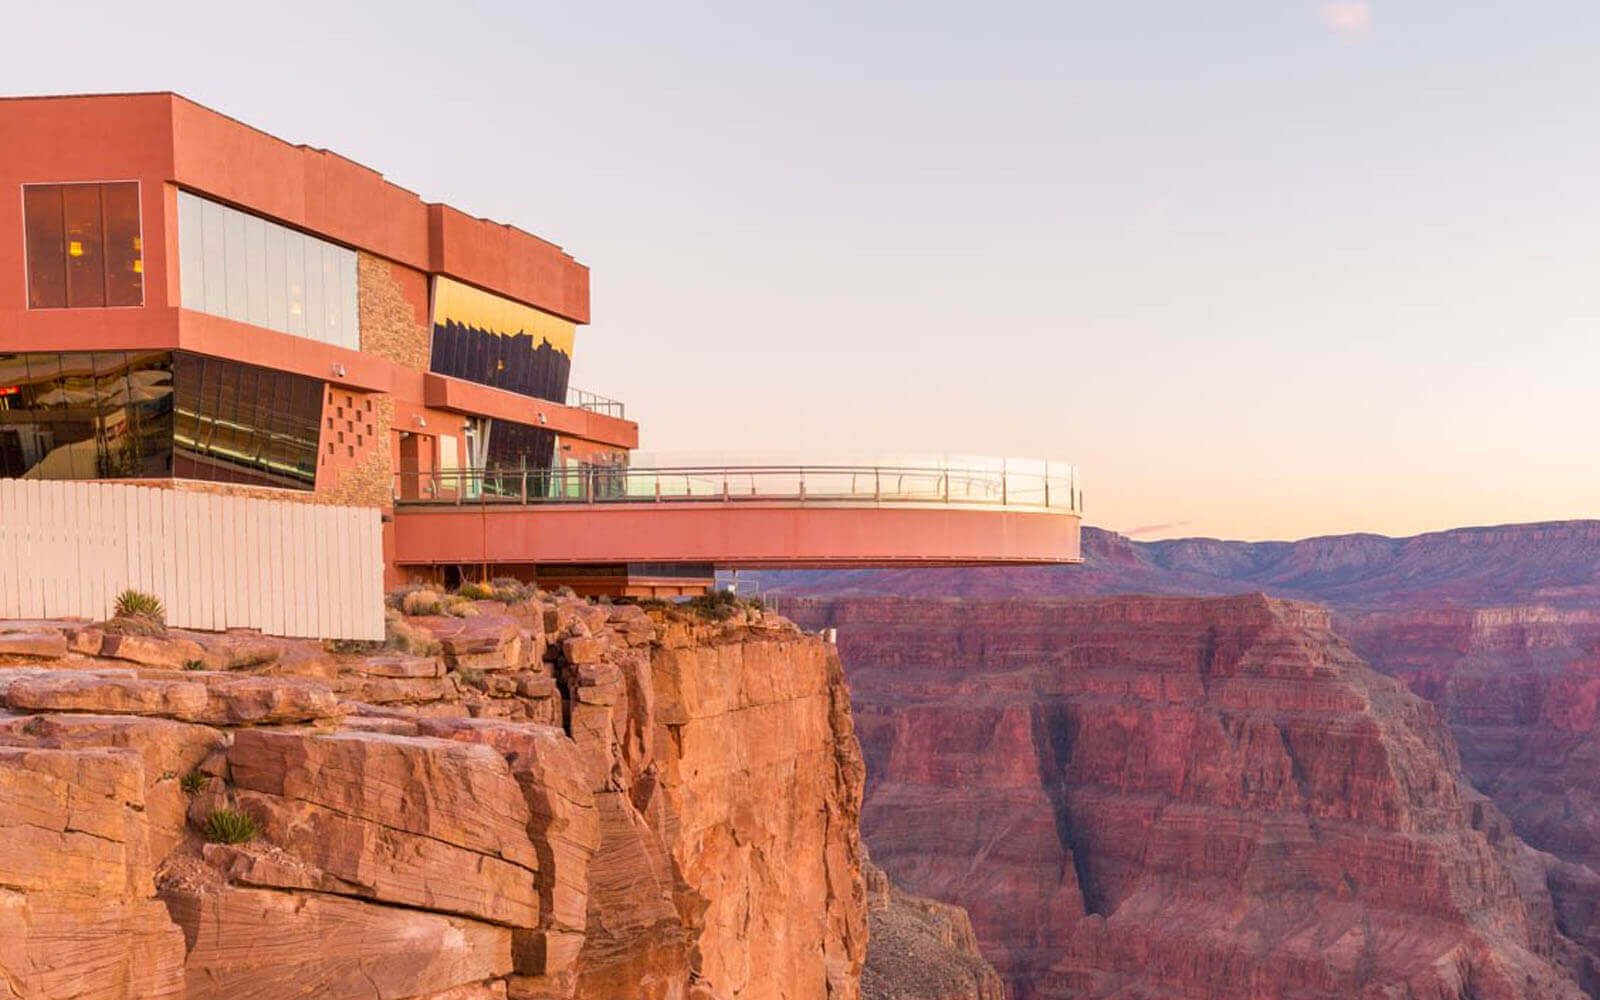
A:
[332, 363, 347, 379]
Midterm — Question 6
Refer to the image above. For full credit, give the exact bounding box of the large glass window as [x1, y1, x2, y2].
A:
[429, 276, 575, 403]
[0, 352, 173, 479]
[0, 352, 322, 491]
[177, 190, 359, 351]
[172, 354, 322, 489]
[22, 182, 144, 309]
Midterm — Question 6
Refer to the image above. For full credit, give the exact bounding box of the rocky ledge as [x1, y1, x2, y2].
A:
[0, 592, 866, 1000]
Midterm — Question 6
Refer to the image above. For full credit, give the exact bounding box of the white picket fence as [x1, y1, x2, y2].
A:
[0, 479, 384, 641]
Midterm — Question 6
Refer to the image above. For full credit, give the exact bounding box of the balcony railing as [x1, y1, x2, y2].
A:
[564, 387, 626, 420]
[394, 458, 1082, 514]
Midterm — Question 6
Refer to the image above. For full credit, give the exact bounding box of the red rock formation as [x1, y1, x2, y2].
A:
[0, 595, 864, 1000]
[759, 520, 1600, 608]
[1337, 606, 1600, 963]
[785, 594, 1596, 999]
[861, 857, 1005, 1000]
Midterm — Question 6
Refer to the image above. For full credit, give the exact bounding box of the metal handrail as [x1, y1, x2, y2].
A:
[392, 460, 1082, 514]
[564, 387, 626, 420]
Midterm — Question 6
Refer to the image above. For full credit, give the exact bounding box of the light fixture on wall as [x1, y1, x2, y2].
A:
[414, 415, 427, 429]
[331, 363, 347, 379]
[538, 412, 547, 425]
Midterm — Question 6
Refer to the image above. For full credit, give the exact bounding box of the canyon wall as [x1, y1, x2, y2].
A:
[758, 520, 1600, 608]
[785, 594, 1597, 999]
[0, 594, 865, 1000]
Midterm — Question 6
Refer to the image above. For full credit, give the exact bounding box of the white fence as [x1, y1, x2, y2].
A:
[0, 480, 384, 641]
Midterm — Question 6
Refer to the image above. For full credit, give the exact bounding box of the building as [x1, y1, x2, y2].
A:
[0, 92, 1081, 603]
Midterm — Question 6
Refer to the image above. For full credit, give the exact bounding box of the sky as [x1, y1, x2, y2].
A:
[5, 1, 1599, 541]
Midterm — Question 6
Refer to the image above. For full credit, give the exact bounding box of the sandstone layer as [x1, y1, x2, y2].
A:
[786, 594, 1597, 999]
[0, 595, 864, 1000]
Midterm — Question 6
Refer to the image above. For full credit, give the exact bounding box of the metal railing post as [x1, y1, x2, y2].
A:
[874, 468, 880, 502]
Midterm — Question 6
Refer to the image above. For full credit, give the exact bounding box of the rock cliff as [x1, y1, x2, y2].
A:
[785, 594, 1597, 999]
[0, 594, 865, 1000]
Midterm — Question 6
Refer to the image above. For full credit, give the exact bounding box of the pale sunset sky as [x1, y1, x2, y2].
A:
[6, 1, 1598, 541]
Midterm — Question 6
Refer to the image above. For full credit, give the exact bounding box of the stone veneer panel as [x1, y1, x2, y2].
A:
[316, 391, 394, 509]
[358, 251, 432, 370]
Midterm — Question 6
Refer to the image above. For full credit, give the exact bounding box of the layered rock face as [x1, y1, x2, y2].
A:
[786, 594, 1596, 999]
[759, 520, 1600, 607]
[0, 597, 864, 1000]
[1337, 606, 1600, 964]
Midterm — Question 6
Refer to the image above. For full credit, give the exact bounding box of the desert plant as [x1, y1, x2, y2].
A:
[684, 588, 742, 620]
[180, 771, 209, 796]
[324, 637, 384, 655]
[441, 595, 480, 618]
[401, 589, 443, 617]
[202, 807, 257, 844]
[181, 659, 206, 671]
[457, 581, 495, 601]
[384, 609, 442, 656]
[456, 666, 487, 691]
[113, 589, 165, 623]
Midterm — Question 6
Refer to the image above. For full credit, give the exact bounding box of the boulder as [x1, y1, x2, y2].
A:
[229, 729, 538, 871]
[0, 629, 68, 660]
[164, 886, 512, 1000]
[97, 632, 207, 669]
[10, 713, 223, 859]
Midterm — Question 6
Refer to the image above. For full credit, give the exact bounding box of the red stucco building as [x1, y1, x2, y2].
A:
[0, 92, 1081, 597]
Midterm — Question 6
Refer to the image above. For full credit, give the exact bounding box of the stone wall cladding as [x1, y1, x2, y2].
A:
[316, 391, 394, 509]
[359, 252, 432, 370]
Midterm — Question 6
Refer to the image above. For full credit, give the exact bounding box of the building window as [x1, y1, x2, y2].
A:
[0, 352, 173, 479]
[172, 353, 323, 490]
[429, 276, 575, 403]
[22, 182, 144, 309]
[0, 351, 322, 492]
[176, 190, 359, 351]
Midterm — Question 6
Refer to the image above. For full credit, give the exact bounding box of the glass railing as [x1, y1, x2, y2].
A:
[564, 387, 626, 420]
[394, 455, 1081, 513]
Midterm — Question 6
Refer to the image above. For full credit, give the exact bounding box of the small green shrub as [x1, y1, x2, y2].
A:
[113, 589, 165, 623]
[456, 667, 487, 691]
[684, 588, 742, 620]
[181, 659, 206, 671]
[180, 771, 209, 796]
[203, 808, 258, 844]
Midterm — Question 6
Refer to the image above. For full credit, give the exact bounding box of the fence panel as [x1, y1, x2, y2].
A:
[0, 481, 382, 640]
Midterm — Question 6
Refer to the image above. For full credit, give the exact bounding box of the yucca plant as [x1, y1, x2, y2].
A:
[113, 589, 165, 623]
[180, 771, 209, 796]
[203, 807, 258, 844]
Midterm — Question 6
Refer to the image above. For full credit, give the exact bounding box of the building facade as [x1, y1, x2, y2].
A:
[1, 93, 1080, 601]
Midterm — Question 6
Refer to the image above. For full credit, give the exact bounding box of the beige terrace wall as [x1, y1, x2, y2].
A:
[0, 479, 383, 641]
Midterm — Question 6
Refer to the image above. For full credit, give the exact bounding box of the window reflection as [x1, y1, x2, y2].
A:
[0, 352, 320, 491]
[172, 354, 321, 489]
[0, 352, 173, 479]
